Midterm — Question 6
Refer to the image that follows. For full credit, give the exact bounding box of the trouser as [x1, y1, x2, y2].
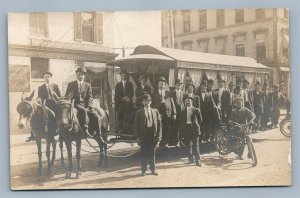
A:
[201, 115, 213, 141]
[169, 111, 180, 145]
[254, 109, 262, 130]
[76, 104, 89, 130]
[261, 110, 270, 129]
[140, 127, 156, 173]
[159, 105, 172, 146]
[184, 124, 200, 162]
[271, 107, 280, 126]
[117, 103, 133, 134]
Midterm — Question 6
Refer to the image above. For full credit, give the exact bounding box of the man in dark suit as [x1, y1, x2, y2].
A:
[26, 71, 61, 142]
[152, 77, 176, 148]
[243, 79, 253, 111]
[261, 83, 272, 130]
[198, 80, 216, 143]
[184, 82, 200, 108]
[249, 81, 264, 132]
[65, 67, 93, 136]
[115, 70, 134, 134]
[170, 79, 185, 146]
[135, 75, 152, 109]
[135, 94, 162, 176]
[212, 79, 231, 123]
[179, 96, 202, 166]
[207, 79, 214, 93]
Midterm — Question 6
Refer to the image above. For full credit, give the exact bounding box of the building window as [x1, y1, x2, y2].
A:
[216, 9, 225, 27]
[236, 44, 245, 56]
[255, 9, 265, 20]
[29, 13, 48, 38]
[182, 41, 193, 51]
[215, 36, 227, 54]
[256, 42, 266, 60]
[88, 77, 104, 100]
[182, 10, 191, 33]
[283, 48, 289, 59]
[31, 58, 49, 79]
[74, 12, 103, 43]
[199, 10, 207, 31]
[197, 39, 209, 53]
[284, 8, 289, 19]
[235, 9, 244, 24]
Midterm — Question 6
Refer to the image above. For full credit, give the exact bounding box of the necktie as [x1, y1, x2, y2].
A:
[47, 84, 53, 99]
[147, 108, 152, 127]
[79, 82, 83, 100]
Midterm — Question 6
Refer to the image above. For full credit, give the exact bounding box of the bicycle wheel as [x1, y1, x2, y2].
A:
[280, 119, 291, 137]
[246, 136, 257, 166]
[214, 128, 230, 155]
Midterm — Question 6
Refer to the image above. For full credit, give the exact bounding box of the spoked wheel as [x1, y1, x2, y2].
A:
[246, 136, 257, 166]
[280, 119, 291, 137]
[214, 128, 230, 156]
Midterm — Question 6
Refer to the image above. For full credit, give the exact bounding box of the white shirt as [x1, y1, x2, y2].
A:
[201, 92, 205, 100]
[187, 93, 194, 97]
[218, 88, 224, 98]
[175, 89, 182, 104]
[159, 89, 165, 103]
[145, 107, 153, 127]
[122, 80, 127, 89]
[186, 106, 192, 124]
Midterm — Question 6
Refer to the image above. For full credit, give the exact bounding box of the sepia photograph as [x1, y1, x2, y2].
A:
[8, 8, 291, 190]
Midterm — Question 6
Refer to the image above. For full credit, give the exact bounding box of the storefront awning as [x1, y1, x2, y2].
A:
[280, 66, 290, 72]
[84, 62, 107, 73]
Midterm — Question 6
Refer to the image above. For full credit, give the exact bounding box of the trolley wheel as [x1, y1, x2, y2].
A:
[280, 119, 291, 137]
[246, 136, 257, 166]
[214, 128, 230, 156]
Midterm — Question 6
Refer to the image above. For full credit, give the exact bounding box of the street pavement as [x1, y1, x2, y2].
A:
[10, 127, 291, 190]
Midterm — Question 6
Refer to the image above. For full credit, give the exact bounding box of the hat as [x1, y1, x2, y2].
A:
[157, 77, 166, 83]
[75, 67, 87, 74]
[200, 80, 207, 86]
[138, 75, 146, 81]
[43, 71, 53, 77]
[120, 70, 129, 75]
[207, 79, 214, 84]
[185, 83, 195, 89]
[243, 79, 250, 84]
[234, 86, 241, 92]
[140, 94, 152, 101]
[217, 78, 225, 83]
[175, 79, 182, 85]
[255, 81, 262, 86]
[228, 81, 235, 87]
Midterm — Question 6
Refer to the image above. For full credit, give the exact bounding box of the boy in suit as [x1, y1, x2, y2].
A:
[135, 94, 162, 176]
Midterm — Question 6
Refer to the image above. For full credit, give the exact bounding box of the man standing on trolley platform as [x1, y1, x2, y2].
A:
[152, 77, 176, 148]
[115, 70, 134, 134]
[135, 94, 162, 176]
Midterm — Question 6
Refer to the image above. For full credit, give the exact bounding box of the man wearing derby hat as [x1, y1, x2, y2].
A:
[152, 77, 176, 148]
[179, 96, 202, 166]
[184, 80, 200, 108]
[115, 70, 134, 134]
[134, 93, 162, 176]
[170, 78, 185, 146]
[135, 75, 152, 109]
[198, 80, 216, 143]
[26, 71, 61, 142]
[65, 67, 93, 137]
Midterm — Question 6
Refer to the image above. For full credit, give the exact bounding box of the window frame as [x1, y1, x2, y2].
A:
[235, 9, 244, 24]
[29, 12, 49, 38]
[199, 10, 207, 31]
[255, 9, 265, 20]
[30, 57, 49, 80]
[182, 10, 191, 33]
[216, 9, 225, 28]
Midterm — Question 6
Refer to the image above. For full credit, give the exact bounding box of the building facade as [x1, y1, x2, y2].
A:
[8, 12, 118, 134]
[161, 8, 289, 87]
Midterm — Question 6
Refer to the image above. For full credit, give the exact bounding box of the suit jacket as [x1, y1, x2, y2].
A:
[115, 81, 134, 111]
[262, 91, 273, 113]
[152, 90, 176, 117]
[171, 89, 185, 112]
[38, 83, 61, 103]
[135, 85, 152, 99]
[179, 107, 202, 137]
[65, 81, 93, 108]
[249, 90, 264, 114]
[134, 107, 162, 144]
[198, 91, 215, 118]
[212, 88, 231, 118]
[183, 93, 201, 109]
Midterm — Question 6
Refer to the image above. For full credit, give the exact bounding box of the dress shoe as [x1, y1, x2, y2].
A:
[25, 134, 35, 142]
[151, 171, 158, 176]
[195, 161, 202, 167]
[141, 172, 146, 176]
[247, 152, 252, 159]
[236, 155, 243, 160]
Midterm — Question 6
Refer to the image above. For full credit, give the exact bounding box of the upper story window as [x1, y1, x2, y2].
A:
[235, 9, 244, 24]
[255, 9, 265, 20]
[236, 44, 245, 56]
[74, 12, 103, 43]
[216, 9, 225, 28]
[284, 8, 289, 19]
[256, 42, 266, 60]
[29, 13, 48, 38]
[199, 10, 207, 31]
[182, 10, 191, 33]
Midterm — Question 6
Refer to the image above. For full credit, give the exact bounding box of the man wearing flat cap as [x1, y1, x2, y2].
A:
[135, 94, 162, 176]
[179, 96, 202, 166]
[65, 67, 93, 136]
[170, 79, 185, 146]
[115, 70, 134, 134]
[152, 77, 176, 148]
[135, 75, 152, 109]
[26, 71, 61, 142]
[198, 80, 217, 143]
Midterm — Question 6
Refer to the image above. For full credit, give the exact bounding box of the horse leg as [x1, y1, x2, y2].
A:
[75, 139, 81, 179]
[36, 138, 42, 176]
[46, 139, 51, 173]
[65, 141, 73, 178]
[59, 134, 65, 167]
[51, 138, 57, 167]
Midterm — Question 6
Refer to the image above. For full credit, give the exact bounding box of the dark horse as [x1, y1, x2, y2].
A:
[55, 97, 109, 179]
[17, 91, 62, 175]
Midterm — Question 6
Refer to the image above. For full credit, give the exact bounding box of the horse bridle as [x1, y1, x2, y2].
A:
[17, 100, 34, 124]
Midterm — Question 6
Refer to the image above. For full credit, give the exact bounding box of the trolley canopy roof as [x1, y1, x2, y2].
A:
[107, 45, 270, 73]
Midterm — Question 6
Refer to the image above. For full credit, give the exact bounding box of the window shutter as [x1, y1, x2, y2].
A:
[95, 13, 103, 43]
[29, 13, 38, 36]
[39, 13, 48, 37]
[74, 12, 82, 40]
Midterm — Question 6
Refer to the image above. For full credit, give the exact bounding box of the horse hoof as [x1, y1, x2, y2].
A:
[37, 170, 42, 176]
[76, 172, 81, 179]
[65, 172, 71, 178]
